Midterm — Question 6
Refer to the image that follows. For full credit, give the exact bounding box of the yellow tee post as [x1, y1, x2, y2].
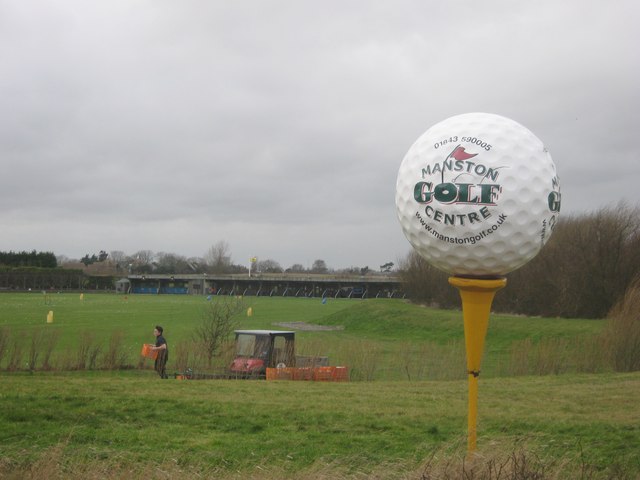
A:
[448, 276, 506, 452]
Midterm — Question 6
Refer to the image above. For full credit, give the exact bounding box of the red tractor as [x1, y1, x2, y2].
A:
[229, 329, 297, 376]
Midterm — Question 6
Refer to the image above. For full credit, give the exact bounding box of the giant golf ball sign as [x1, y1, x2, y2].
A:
[396, 113, 561, 277]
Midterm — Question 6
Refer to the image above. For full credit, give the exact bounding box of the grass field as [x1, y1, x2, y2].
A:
[0, 293, 637, 478]
[0, 292, 606, 379]
[1, 372, 638, 479]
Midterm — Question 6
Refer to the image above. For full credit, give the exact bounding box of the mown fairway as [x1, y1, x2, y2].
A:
[0, 293, 637, 478]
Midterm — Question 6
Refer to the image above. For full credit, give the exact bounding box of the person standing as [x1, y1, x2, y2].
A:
[151, 325, 169, 379]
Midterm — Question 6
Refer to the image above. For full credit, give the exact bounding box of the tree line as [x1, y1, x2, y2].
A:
[61, 241, 392, 277]
[399, 203, 640, 319]
[1, 243, 393, 291]
[0, 250, 57, 269]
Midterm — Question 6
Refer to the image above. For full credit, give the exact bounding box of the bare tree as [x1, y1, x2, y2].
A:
[256, 259, 283, 273]
[132, 250, 155, 273]
[109, 250, 128, 269]
[311, 259, 328, 274]
[401, 202, 640, 319]
[134, 250, 154, 263]
[194, 297, 244, 368]
[56, 254, 71, 265]
[502, 202, 640, 318]
[155, 252, 191, 274]
[205, 241, 232, 273]
[337, 266, 361, 275]
[398, 251, 457, 308]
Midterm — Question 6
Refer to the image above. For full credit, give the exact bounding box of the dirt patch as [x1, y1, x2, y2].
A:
[273, 321, 344, 331]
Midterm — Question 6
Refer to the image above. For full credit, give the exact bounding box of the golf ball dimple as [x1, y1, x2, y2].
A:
[395, 112, 561, 277]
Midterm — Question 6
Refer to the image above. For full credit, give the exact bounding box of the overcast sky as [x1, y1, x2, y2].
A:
[1, 1, 638, 270]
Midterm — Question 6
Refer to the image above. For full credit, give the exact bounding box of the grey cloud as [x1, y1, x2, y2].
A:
[1, 0, 638, 267]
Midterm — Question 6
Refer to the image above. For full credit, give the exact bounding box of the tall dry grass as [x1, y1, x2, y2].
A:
[501, 276, 640, 377]
[173, 339, 196, 373]
[73, 331, 102, 370]
[572, 334, 609, 374]
[604, 276, 640, 372]
[416, 440, 620, 480]
[297, 338, 466, 381]
[6, 331, 25, 371]
[41, 328, 60, 370]
[501, 334, 610, 377]
[344, 339, 381, 381]
[0, 326, 9, 367]
[171, 338, 234, 374]
[1, 438, 630, 480]
[102, 331, 132, 370]
[388, 340, 466, 381]
[27, 328, 44, 371]
[0, 327, 620, 378]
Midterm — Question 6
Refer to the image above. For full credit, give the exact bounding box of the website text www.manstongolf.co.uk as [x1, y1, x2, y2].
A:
[414, 211, 507, 245]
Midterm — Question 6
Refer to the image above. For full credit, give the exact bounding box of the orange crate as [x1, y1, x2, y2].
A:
[292, 367, 313, 381]
[141, 343, 158, 360]
[268, 366, 349, 382]
[266, 367, 294, 380]
[333, 366, 349, 382]
[313, 366, 335, 381]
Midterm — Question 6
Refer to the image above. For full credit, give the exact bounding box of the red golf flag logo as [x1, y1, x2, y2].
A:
[450, 146, 478, 161]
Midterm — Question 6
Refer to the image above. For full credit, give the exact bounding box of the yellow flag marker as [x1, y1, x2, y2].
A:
[46, 311, 54, 323]
[247, 307, 253, 317]
[449, 276, 506, 452]
[80, 293, 84, 301]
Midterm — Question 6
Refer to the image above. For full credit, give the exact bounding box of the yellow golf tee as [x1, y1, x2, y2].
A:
[448, 276, 506, 452]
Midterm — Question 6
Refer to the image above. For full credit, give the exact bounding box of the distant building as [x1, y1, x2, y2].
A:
[126, 273, 403, 299]
[115, 278, 131, 294]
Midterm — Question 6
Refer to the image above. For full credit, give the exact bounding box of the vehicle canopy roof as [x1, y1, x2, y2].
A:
[234, 330, 295, 337]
